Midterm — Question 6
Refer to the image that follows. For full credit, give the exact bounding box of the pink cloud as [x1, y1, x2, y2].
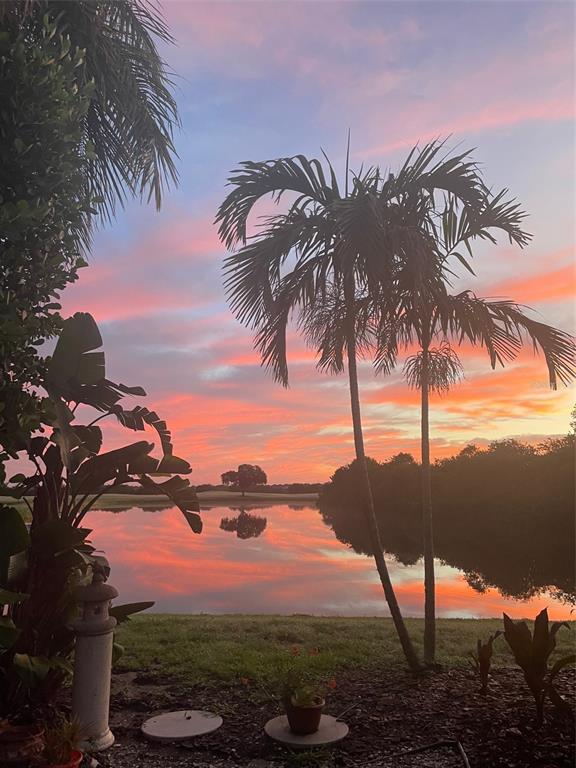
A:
[61, 209, 223, 322]
[356, 11, 574, 157]
[487, 263, 575, 305]
[163, 2, 424, 81]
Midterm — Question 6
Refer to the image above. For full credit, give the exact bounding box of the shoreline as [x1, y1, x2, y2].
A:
[1, 491, 320, 506]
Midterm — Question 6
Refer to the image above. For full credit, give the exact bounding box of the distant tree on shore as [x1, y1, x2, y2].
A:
[221, 464, 267, 496]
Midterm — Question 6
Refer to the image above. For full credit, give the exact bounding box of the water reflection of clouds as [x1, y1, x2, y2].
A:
[86, 503, 572, 619]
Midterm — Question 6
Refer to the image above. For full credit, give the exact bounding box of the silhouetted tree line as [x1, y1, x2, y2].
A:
[319, 435, 575, 603]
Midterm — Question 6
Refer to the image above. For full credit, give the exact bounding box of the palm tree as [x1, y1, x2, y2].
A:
[376, 281, 576, 665]
[1, 0, 178, 218]
[215, 141, 517, 672]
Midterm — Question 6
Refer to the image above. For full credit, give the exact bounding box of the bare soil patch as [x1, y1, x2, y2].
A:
[89, 666, 575, 768]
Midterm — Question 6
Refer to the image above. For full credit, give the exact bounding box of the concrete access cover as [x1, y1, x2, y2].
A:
[264, 714, 349, 747]
[141, 710, 223, 742]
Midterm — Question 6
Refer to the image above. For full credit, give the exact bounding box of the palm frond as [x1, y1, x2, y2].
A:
[223, 209, 332, 328]
[441, 189, 531, 275]
[253, 258, 328, 385]
[382, 139, 487, 209]
[404, 342, 464, 394]
[8, 0, 179, 219]
[434, 292, 522, 369]
[484, 301, 576, 388]
[216, 155, 340, 249]
[300, 284, 374, 375]
[435, 292, 575, 388]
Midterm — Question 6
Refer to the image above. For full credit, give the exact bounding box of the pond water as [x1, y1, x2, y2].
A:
[84, 501, 572, 620]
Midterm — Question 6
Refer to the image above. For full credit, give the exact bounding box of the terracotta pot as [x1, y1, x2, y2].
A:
[285, 697, 325, 735]
[46, 748, 84, 768]
[0, 721, 45, 764]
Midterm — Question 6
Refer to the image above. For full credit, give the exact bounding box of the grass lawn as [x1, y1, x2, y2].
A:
[115, 614, 576, 685]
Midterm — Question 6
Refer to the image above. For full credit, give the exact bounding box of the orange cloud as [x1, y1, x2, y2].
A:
[488, 264, 575, 304]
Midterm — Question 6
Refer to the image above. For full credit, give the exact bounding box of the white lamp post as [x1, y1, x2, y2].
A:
[71, 558, 118, 752]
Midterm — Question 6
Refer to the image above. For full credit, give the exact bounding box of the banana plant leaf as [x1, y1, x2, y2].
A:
[47, 312, 104, 388]
[13, 653, 51, 686]
[111, 405, 172, 455]
[139, 475, 201, 531]
[183, 510, 203, 534]
[157, 455, 191, 474]
[146, 476, 190, 495]
[30, 520, 91, 558]
[69, 378, 147, 412]
[0, 617, 21, 650]
[110, 601, 155, 624]
[0, 505, 30, 585]
[0, 588, 29, 605]
[71, 425, 103, 455]
[46, 313, 146, 410]
[71, 441, 154, 493]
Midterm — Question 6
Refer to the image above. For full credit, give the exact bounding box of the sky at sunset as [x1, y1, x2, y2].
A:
[60, 0, 575, 484]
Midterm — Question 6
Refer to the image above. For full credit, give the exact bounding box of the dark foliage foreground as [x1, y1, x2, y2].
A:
[85, 665, 575, 767]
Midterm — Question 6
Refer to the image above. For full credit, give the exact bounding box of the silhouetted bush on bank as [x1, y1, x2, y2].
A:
[319, 436, 575, 603]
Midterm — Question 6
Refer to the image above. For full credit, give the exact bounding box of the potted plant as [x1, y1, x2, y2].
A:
[41, 715, 83, 768]
[284, 679, 326, 735]
[276, 647, 336, 735]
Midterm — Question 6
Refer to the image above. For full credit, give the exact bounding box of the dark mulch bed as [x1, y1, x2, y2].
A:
[91, 666, 575, 768]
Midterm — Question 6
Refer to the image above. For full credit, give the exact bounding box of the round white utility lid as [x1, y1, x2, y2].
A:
[141, 710, 223, 742]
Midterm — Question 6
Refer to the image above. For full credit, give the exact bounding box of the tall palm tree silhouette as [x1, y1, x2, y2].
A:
[375, 283, 575, 664]
[217, 140, 528, 671]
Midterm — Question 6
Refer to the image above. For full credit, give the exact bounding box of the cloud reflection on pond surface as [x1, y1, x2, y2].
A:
[84, 502, 572, 619]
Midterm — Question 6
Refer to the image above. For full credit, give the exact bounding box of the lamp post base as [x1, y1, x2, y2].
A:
[79, 728, 115, 753]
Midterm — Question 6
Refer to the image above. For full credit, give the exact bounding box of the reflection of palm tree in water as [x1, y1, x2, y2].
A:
[220, 507, 267, 539]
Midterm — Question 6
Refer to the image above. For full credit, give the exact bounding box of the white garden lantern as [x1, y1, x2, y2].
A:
[71, 558, 118, 752]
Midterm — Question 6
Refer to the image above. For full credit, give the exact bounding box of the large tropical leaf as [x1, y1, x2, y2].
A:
[0, 505, 30, 586]
[139, 474, 201, 531]
[13, 653, 51, 686]
[47, 312, 104, 389]
[0, 617, 21, 650]
[110, 601, 155, 624]
[183, 510, 203, 534]
[47, 311, 146, 409]
[31, 519, 91, 558]
[71, 440, 154, 493]
[111, 405, 174, 457]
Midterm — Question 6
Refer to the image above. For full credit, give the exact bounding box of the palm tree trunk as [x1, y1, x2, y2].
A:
[420, 338, 436, 665]
[344, 287, 421, 673]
